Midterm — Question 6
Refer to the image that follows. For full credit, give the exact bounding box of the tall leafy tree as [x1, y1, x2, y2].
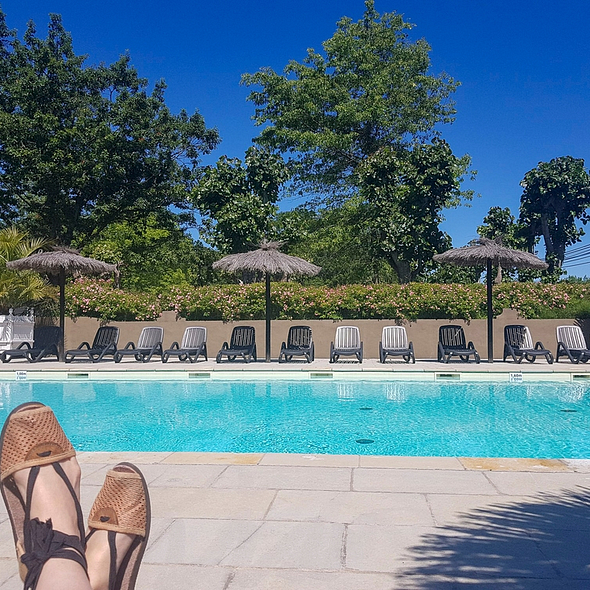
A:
[242, 0, 461, 199]
[519, 156, 590, 275]
[82, 214, 219, 292]
[0, 12, 219, 245]
[355, 140, 472, 283]
[192, 147, 289, 253]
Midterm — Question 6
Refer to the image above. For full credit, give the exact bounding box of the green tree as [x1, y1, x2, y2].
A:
[242, 0, 460, 198]
[519, 156, 590, 275]
[0, 12, 219, 245]
[276, 205, 398, 285]
[355, 140, 472, 283]
[0, 226, 54, 312]
[192, 147, 289, 253]
[81, 215, 219, 292]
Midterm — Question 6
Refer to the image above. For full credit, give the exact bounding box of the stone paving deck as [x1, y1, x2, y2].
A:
[0, 452, 588, 589]
[0, 361, 589, 588]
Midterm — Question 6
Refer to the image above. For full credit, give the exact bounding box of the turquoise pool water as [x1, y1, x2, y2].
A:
[1, 379, 589, 458]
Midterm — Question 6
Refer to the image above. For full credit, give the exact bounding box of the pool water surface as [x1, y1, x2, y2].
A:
[1, 379, 588, 458]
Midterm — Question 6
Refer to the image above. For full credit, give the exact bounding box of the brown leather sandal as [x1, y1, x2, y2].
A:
[0, 402, 87, 589]
[87, 462, 151, 590]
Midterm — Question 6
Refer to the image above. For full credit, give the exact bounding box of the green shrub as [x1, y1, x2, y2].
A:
[66, 279, 590, 322]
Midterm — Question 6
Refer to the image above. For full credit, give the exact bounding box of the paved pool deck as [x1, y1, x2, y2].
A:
[0, 358, 588, 588]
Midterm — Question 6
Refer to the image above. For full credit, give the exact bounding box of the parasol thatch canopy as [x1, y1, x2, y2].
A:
[433, 238, 548, 270]
[433, 237, 548, 363]
[7, 247, 117, 360]
[7, 247, 117, 276]
[213, 241, 321, 362]
[213, 240, 321, 277]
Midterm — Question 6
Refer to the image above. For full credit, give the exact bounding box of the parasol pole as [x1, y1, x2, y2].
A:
[486, 258, 493, 363]
[58, 267, 66, 362]
[265, 272, 271, 362]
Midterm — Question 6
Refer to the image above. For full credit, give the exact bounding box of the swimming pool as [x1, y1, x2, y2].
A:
[0, 379, 588, 458]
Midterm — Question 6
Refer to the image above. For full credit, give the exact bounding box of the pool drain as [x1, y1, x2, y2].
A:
[560, 409, 577, 413]
[359, 407, 373, 411]
[356, 438, 375, 444]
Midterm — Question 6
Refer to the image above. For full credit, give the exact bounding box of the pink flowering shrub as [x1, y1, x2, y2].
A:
[66, 279, 590, 321]
[67, 278, 162, 321]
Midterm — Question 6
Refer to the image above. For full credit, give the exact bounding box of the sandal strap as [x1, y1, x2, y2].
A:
[21, 518, 87, 590]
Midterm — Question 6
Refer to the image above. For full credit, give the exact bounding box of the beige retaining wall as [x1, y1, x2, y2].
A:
[60, 310, 588, 361]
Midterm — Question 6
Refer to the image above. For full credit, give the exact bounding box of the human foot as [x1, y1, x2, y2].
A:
[86, 463, 150, 590]
[0, 403, 88, 589]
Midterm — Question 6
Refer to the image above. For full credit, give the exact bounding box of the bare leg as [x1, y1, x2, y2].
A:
[12, 457, 91, 590]
[85, 531, 135, 590]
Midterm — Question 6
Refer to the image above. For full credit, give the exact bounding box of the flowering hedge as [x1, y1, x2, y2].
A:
[64, 278, 590, 322]
[67, 278, 163, 321]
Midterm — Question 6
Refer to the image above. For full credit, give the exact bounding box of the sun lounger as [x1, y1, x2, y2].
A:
[0, 325, 60, 363]
[114, 327, 164, 363]
[330, 326, 363, 363]
[438, 325, 480, 363]
[379, 326, 415, 363]
[216, 326, 257, 363]
[162, 327, 207, 363]
[278, 326, 314, 363]
[503, 324, 553, 363]
[65, 326, 119, 363]
[556, 325, 590, 363]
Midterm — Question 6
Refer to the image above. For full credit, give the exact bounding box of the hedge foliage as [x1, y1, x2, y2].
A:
[65, 278, 590, 322]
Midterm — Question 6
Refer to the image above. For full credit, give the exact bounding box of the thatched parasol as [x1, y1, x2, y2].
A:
[213, 241, 321, 362]
[7, 247, 117, 360]
[433, 237, 548, 363]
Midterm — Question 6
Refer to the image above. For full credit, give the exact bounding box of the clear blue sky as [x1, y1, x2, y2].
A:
[2, 0, 590, 274]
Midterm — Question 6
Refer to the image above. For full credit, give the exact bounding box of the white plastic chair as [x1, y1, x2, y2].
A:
[379, 326, 415, 363]
[556, 325, 590, 363]
[330, 326, 362, 363]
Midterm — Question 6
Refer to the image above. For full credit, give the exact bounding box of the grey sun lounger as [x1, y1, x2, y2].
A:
[0, 325, 60, 363]
[437, 325, 480, 363]
[162, 327, 207, 363]
[216, 326, 257, 363]
[503, 324, 553, 364]
[65, 326, 119, 363]
[278, 326, 314, 363]
[114, 327, 164, 363]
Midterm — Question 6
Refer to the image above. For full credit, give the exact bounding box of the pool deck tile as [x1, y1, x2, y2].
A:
[1, 453, 590, 588]
[212, 464, 353, 491]
[267, 489, 434, 526]
[460, 457, 572, 472]
[353, 466, 498, 494]
[149, 487, 277, 520]
[159, 452, 264, 465]
[259, 453, 359, 467]
[359, 455, 464, 469]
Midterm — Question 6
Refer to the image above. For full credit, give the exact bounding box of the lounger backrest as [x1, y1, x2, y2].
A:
[557, 325, 587, 350]
[92, 326, 120, 349]
[230, 326, 255, 348]
[504, 325, 533, 349]
[137, 327, 164, 348]
[439, 325, 466, 349]
[181, 327, 207, 349]
[34, 326, 61, 348]
[381, 326, 408, 350]
[335, 326, 360, 349]
[287, 326, 312, 349]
